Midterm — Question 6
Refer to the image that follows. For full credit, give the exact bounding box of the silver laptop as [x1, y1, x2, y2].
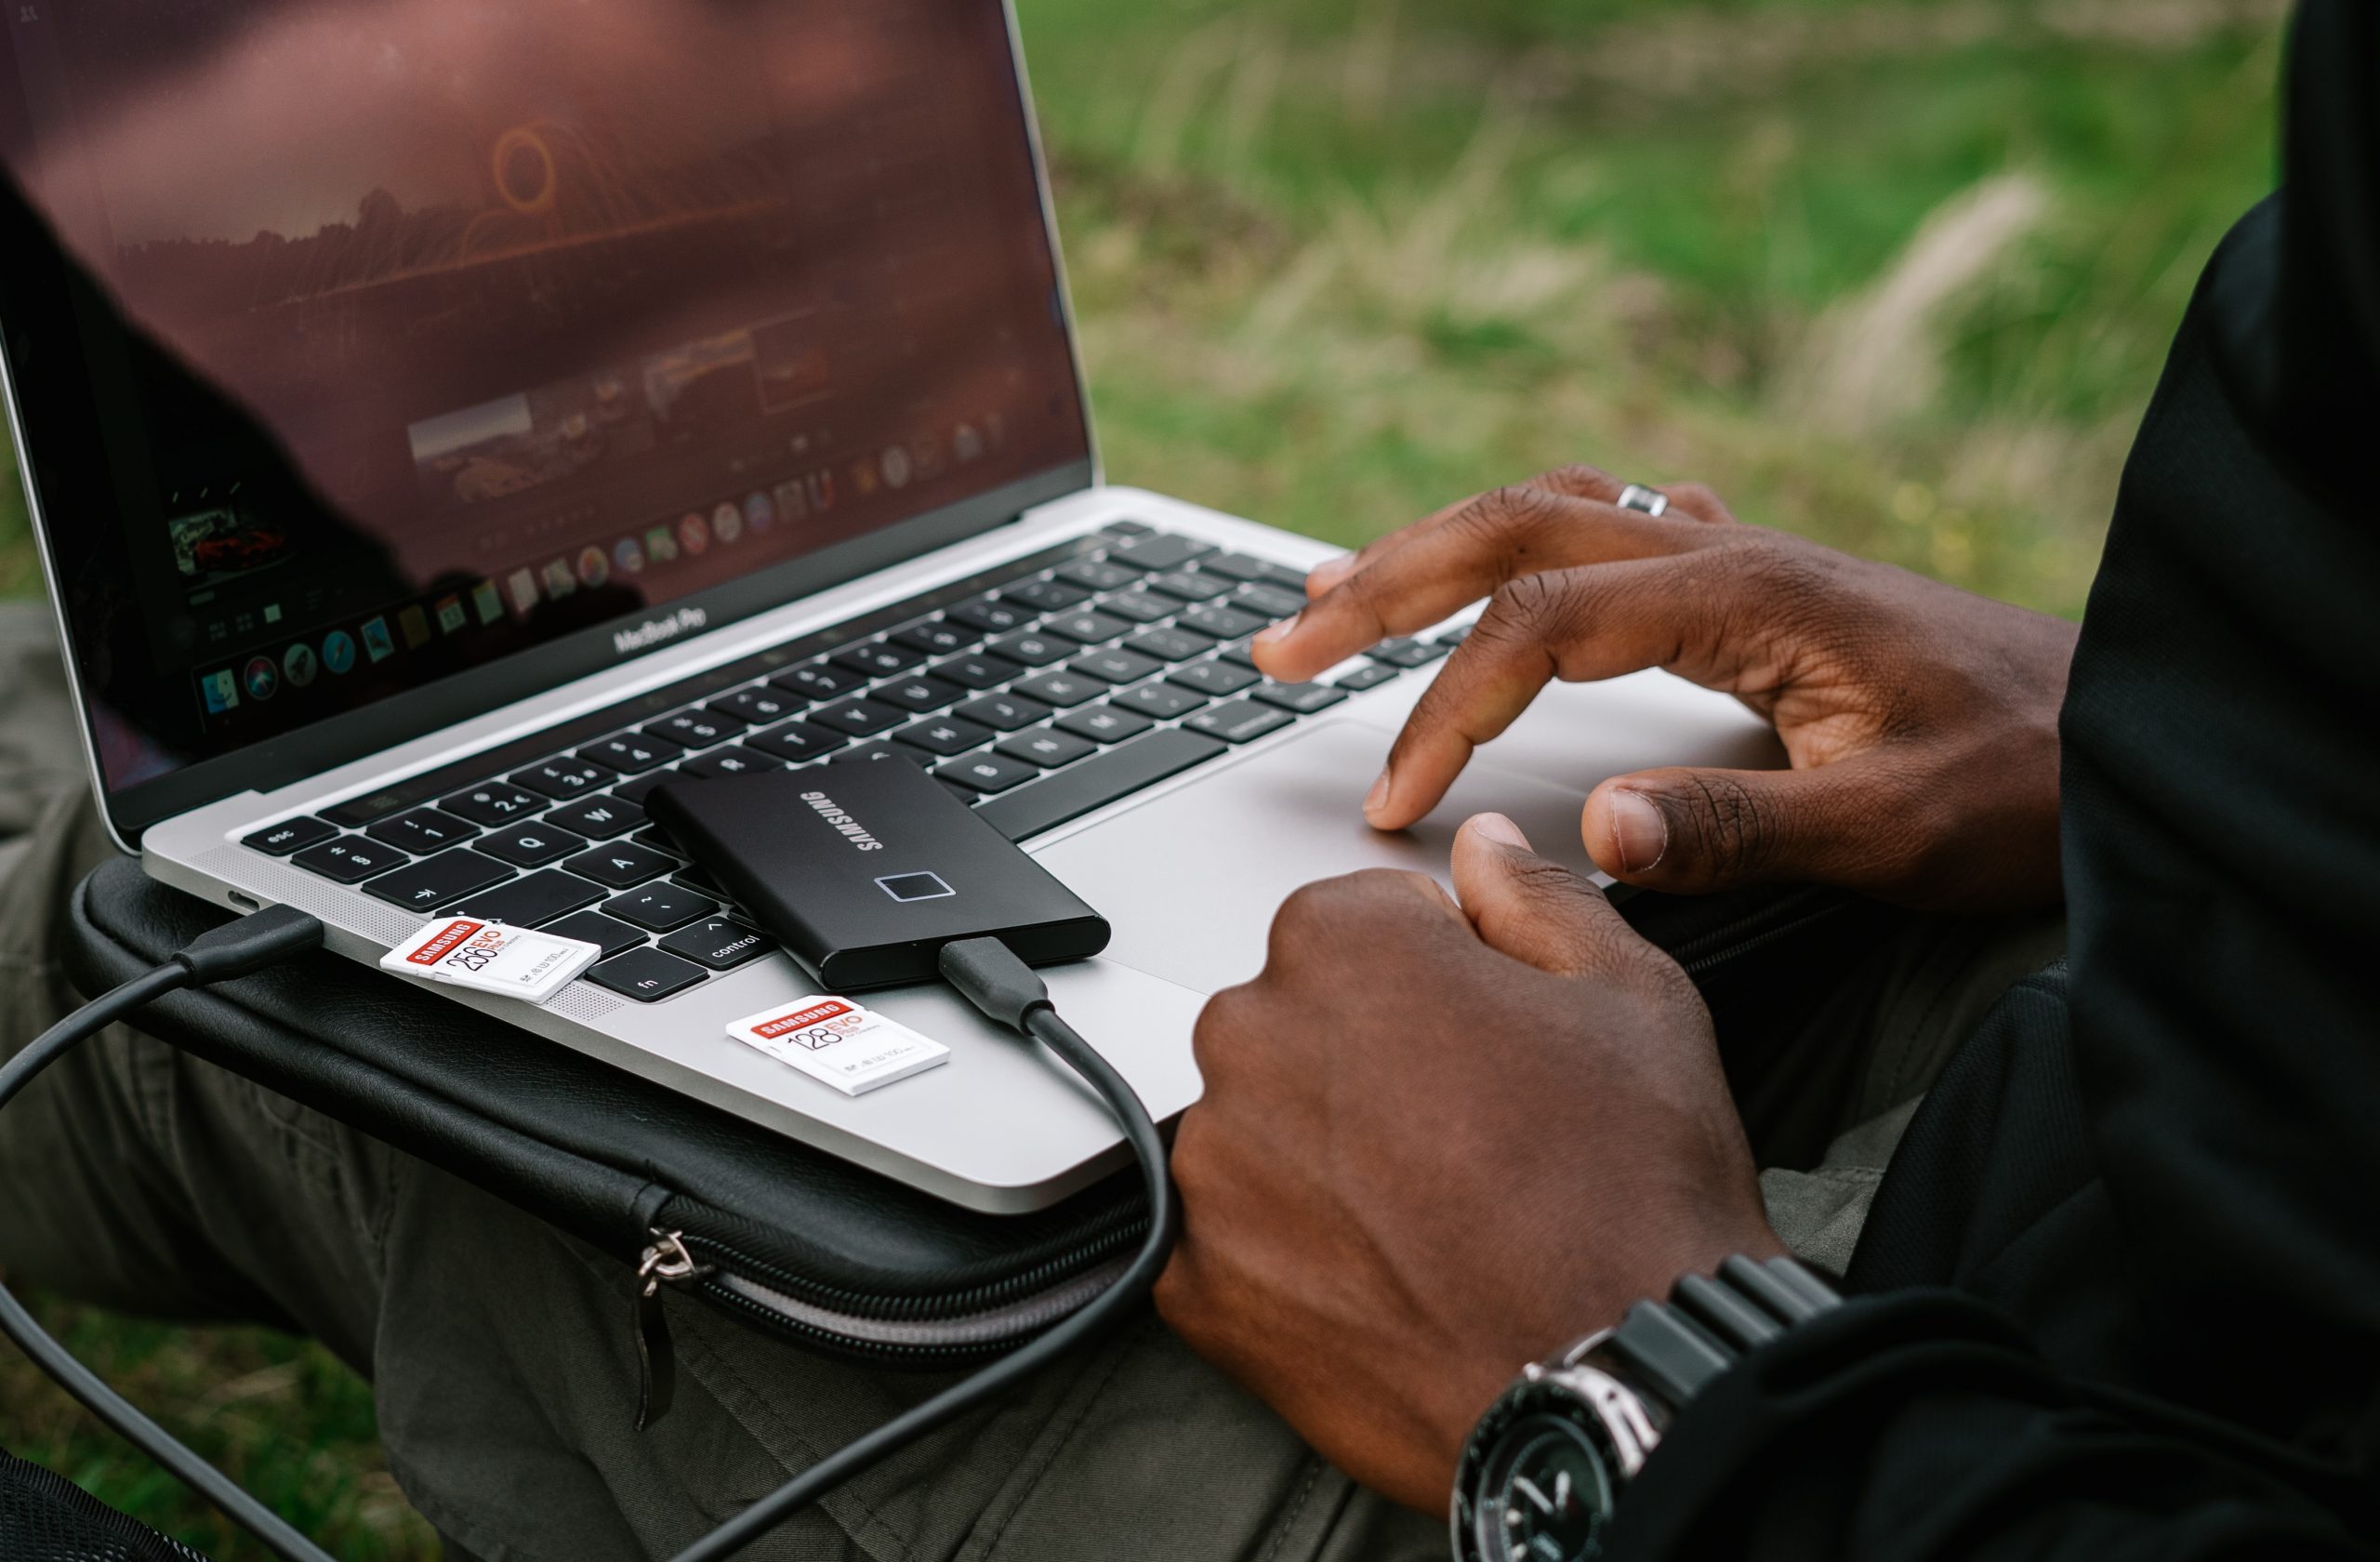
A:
[0, 0, 1776, 1211]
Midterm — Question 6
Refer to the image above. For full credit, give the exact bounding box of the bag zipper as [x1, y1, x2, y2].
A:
[633, 1229, 714, 1429]
[629, 1211, 1149, 1425]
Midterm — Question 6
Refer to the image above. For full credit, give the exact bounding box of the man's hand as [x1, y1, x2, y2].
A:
[1251, 464, 2079, 911]
[1156, 814, 1781, 1514]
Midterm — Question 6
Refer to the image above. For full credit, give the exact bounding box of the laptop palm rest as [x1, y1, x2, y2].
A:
[1035, 718, 1609, 998]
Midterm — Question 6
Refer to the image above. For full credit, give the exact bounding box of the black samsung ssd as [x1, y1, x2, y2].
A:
[648, 761, 1109, 989]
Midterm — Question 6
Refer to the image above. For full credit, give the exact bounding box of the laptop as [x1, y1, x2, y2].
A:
[0, 0, 1776, 1211]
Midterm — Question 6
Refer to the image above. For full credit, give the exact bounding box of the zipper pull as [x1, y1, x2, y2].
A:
[632, 1229, 713, 1431]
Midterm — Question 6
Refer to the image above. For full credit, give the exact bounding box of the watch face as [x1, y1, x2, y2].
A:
[1474, 1411, 1614, 1562]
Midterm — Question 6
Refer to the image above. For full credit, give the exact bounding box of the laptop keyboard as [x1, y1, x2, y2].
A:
[238, 523, 1461, 1003]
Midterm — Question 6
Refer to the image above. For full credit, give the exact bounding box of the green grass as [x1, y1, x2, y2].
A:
[0, 1294, 437, 1558]
[0, 0, 2285, 1551]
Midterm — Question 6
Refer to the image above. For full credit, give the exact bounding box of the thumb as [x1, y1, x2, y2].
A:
[1450, 813, 1634, 977]
[1583, 762, 1890, 895]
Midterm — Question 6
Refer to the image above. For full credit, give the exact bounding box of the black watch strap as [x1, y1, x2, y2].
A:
[1602, 1253, 1843, 1410]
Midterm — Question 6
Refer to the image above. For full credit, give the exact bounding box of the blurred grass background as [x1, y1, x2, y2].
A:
[0, 0, 2286, 1553]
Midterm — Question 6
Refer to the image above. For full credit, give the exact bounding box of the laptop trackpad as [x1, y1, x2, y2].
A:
[1031, 720, 1602, 997]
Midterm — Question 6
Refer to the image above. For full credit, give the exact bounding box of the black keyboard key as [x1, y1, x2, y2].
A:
[934, 752, 1039, 794]
[366, 808, 479, 854]
[542, 909, 648, 960]
[479, 821, 589, 867]
[1113, 682, 1205, 719]
[746, 721, 843, 762]
[946, 595, 1033, 634]
[648, 709, 744, 748]
[997, 728, 1097, 768]
[875, 675, 963, 714]
[673, 864, 731, 896]
[812, 697, 906, 737]
[319, 789, 408, 827]
[1234, 582, 1308, 619]
[605, 882, 720, 933]
[450, 869, 606, 927]
[580, 733, 684, 773]
[1102, 518, 1156, 537]
[361, 848, 513, 912]
[1251, 682, 1349, 714]
[1054, 704, 1155, 743]
[1219, 640, 1262, 668]
[243, 815, 337, 855]
[1056, 558, 1138, 590]
[611, 770, 681, 804]
[1126, 628, 1215, 663]
[442, 783, 545, 827]
[1004, 577, 1090, 612]
[1041, 610, 1130, 645]
[1072, 648, 1165, 684]
[1108, 533, 1212, 572]
[831, 641, 925, 679]
[660, 916, 774, 971]
[564, 841, 679, 889]
[1184, 699, 1297, 744]
[710, 685, 802, 725]
[680, 746, 785, 780]
[291, 837, 409, 884]
[1143, 569, 1234, 603]
[892, 716, 993, 757]
[891, 619, 975, 656]
[586, 946, 708, 1002]
[954, 693, 1051, 732]
[1181, 604, 1267, 639]
[1095, 589, 1175, 624]
[1334, 662, 1403, 692]
[1012, 670, 1102, 708]
[931, 652, 1023, 691]
[985, 630, 1070, 667]
[1369, 637, 1451, 668]
[978, 729, 1228, 840]
[771, 660, 861, 700]
[547, 795, 645, 840]
[1170, 659, 1259, 696]
[512, 758, 617, 799]
[1196, 551, 1276, 582]
[836, 740, 933, 768]
[1435, 622, 1474, 645]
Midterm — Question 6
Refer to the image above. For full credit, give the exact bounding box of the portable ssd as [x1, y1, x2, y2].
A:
[648, 761, 1110, 989]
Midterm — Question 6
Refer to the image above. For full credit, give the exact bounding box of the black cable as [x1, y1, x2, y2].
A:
[0, 904, 333, 1562]
[660, 936, 1177, 1562]
[2, 915, 1172, 1562]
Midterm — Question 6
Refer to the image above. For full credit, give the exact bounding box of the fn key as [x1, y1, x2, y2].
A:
[585, 946, 708, 1002]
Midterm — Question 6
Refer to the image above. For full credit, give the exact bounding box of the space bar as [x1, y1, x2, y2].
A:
[979, 728, 1228, 841]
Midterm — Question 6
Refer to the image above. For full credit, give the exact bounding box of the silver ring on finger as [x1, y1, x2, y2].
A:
[1616, 483, 1669, 517]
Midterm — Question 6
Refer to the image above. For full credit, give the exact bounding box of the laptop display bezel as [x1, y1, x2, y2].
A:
[0, 0, 1101, 850]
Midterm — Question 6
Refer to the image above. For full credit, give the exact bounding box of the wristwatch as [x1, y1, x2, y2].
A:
[1450, 1253, 1842, 1562]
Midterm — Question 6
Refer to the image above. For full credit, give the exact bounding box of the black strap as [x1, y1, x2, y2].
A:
[1607, 1255, 1843, 1408]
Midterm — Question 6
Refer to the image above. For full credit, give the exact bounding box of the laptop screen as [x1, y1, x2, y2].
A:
[0, 0, 1091, 826]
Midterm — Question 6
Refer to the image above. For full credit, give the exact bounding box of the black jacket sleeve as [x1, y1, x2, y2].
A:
[1607, 5, 2380, 1555]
